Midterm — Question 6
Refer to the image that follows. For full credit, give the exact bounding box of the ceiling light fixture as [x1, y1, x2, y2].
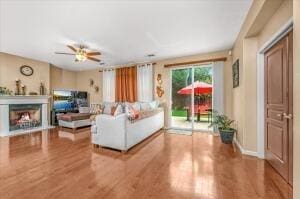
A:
[75, 49, 87, 62]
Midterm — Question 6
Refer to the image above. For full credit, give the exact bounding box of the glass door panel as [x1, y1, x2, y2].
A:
[171, 68, 193, 130]
[193, 65, 213, 131]
[171, 65, 213, 132]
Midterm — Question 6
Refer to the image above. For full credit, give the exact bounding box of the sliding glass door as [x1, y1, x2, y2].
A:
[171, 64, 213, 131]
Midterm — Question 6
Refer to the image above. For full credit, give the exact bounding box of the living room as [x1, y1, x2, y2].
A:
[1, 0, 300, 198]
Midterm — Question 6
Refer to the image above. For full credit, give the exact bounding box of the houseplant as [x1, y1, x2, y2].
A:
[209, 111, 236, 144]
[0, 87, 13, 96]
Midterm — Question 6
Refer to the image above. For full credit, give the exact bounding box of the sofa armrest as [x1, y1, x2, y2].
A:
[95, 113, 127, 150]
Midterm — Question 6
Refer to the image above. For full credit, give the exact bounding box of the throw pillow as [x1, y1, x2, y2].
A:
[149, 101, 159, 109]
[140, 102, 152, 111]
[103, 102, 115, 115]
[111, 106, 117, 116]
[126, 105, 139, 121]
[114, 105, 123, 117]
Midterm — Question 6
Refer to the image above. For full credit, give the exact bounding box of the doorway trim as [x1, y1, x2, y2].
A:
[257, 18, 293, 159]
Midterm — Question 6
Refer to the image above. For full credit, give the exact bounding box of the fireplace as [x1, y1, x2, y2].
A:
[9, 104, 42, 131]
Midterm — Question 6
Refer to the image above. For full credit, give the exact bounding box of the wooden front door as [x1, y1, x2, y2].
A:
[265, 31, 293, 185]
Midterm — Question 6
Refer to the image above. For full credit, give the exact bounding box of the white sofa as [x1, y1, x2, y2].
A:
[92, 108, 164, 151]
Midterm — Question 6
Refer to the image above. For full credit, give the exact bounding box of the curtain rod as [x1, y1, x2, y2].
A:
[99, 62, 156, 72]
[164, 57, 227, 68]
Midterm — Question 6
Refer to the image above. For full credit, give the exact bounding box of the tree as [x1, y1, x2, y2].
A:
[171, 66, 212, 110]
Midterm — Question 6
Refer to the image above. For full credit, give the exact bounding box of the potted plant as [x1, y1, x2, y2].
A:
[209, 111, 236, 144]
[0, 87, 13, 96]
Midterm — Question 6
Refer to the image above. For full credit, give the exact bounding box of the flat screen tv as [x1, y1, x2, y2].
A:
[53, 90, 88, 111]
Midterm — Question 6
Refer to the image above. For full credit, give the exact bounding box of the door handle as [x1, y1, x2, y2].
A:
[283, 113, 293, 119]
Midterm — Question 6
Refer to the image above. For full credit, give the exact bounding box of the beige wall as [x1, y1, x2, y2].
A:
[0, 52, 50, 94]
[293, 0, 300, 197]
[0, 53, 102, 105]
[231, 0, 292, 151]
[153, 51, 232, 128]
[50, 66, 103, 105]
[75, 69, 102, 104]
[49, 65, 77, 92]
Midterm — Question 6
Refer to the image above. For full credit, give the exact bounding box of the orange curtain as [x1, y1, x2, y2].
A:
[115, 66, 137, 102]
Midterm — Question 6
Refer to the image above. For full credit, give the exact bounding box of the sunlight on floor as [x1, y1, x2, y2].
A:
[171, 116, 212, 131]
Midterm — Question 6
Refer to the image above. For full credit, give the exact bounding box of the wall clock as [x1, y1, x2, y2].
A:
[20, 65, 34, 76]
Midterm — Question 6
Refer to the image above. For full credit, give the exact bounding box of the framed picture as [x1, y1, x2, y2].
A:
[232, 59, 239, 88]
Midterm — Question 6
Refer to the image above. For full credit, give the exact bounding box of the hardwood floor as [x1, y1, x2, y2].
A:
[0, 128, 292, 199]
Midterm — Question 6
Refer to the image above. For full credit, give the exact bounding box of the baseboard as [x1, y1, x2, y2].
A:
[233, 138, 258, 157]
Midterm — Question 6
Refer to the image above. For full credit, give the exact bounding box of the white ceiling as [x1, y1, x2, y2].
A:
[0, 0, 252, 71]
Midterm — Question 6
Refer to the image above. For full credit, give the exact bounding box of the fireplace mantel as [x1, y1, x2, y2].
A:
[0, 95, 51, 137]
[0, 95, 51, 105]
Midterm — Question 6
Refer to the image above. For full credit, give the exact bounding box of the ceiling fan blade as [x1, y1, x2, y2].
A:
[67, 45, 77, 52]
[55, 52, 75, 55]
[87, 57, 101, 62]
[87, 52, 101, 56]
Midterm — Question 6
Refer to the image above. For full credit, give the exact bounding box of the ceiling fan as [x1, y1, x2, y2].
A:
[55, 45, 101, 62]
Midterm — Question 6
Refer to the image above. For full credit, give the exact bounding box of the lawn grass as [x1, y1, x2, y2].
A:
[172, 109, 187, 117]
[172, 109, 209, 121]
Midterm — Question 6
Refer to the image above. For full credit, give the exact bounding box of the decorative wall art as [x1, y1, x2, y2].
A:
[89, 79, 94, 87]
[156, 74, 164, 98]
[232, 59, 239, 88]
[94, 86, 99, 93]
[89, 79, 99, 93]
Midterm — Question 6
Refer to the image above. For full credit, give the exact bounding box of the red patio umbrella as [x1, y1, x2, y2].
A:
[177, 81, 212, 122]
[177, 81, 212, 95]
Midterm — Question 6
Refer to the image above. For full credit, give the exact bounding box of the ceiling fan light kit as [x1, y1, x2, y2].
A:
[75, 49, 87, 62]
[55, 44, 101, 63]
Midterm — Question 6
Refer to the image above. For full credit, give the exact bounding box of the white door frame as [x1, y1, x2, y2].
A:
[256, 18, 293, 159]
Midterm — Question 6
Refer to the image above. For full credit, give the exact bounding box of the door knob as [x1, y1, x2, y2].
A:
[283, 113, 293, 119]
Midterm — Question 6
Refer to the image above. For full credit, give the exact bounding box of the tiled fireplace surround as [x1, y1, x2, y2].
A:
[0, 96, 50, 137]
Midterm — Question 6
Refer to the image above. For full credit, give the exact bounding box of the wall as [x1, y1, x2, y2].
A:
[231, 0, 292, 152]
[153, 50, 232, 128]
[49, 64, 77, 92]
[293, 0, 300, 196]
[0, 52, 50, 94]
[75, 69, 102, 104]
[0, 53, 101, 106]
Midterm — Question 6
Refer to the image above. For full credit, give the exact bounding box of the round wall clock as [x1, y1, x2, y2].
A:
[20, 65, 34, 76]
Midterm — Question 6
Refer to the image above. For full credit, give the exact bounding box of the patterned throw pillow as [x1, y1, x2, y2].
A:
[109, 104, 123, 116]
[90, 104, 104, 114]
[114, 105, 123, 116]
[126, 105, 139, 121]
[111, 106, 117, 116]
